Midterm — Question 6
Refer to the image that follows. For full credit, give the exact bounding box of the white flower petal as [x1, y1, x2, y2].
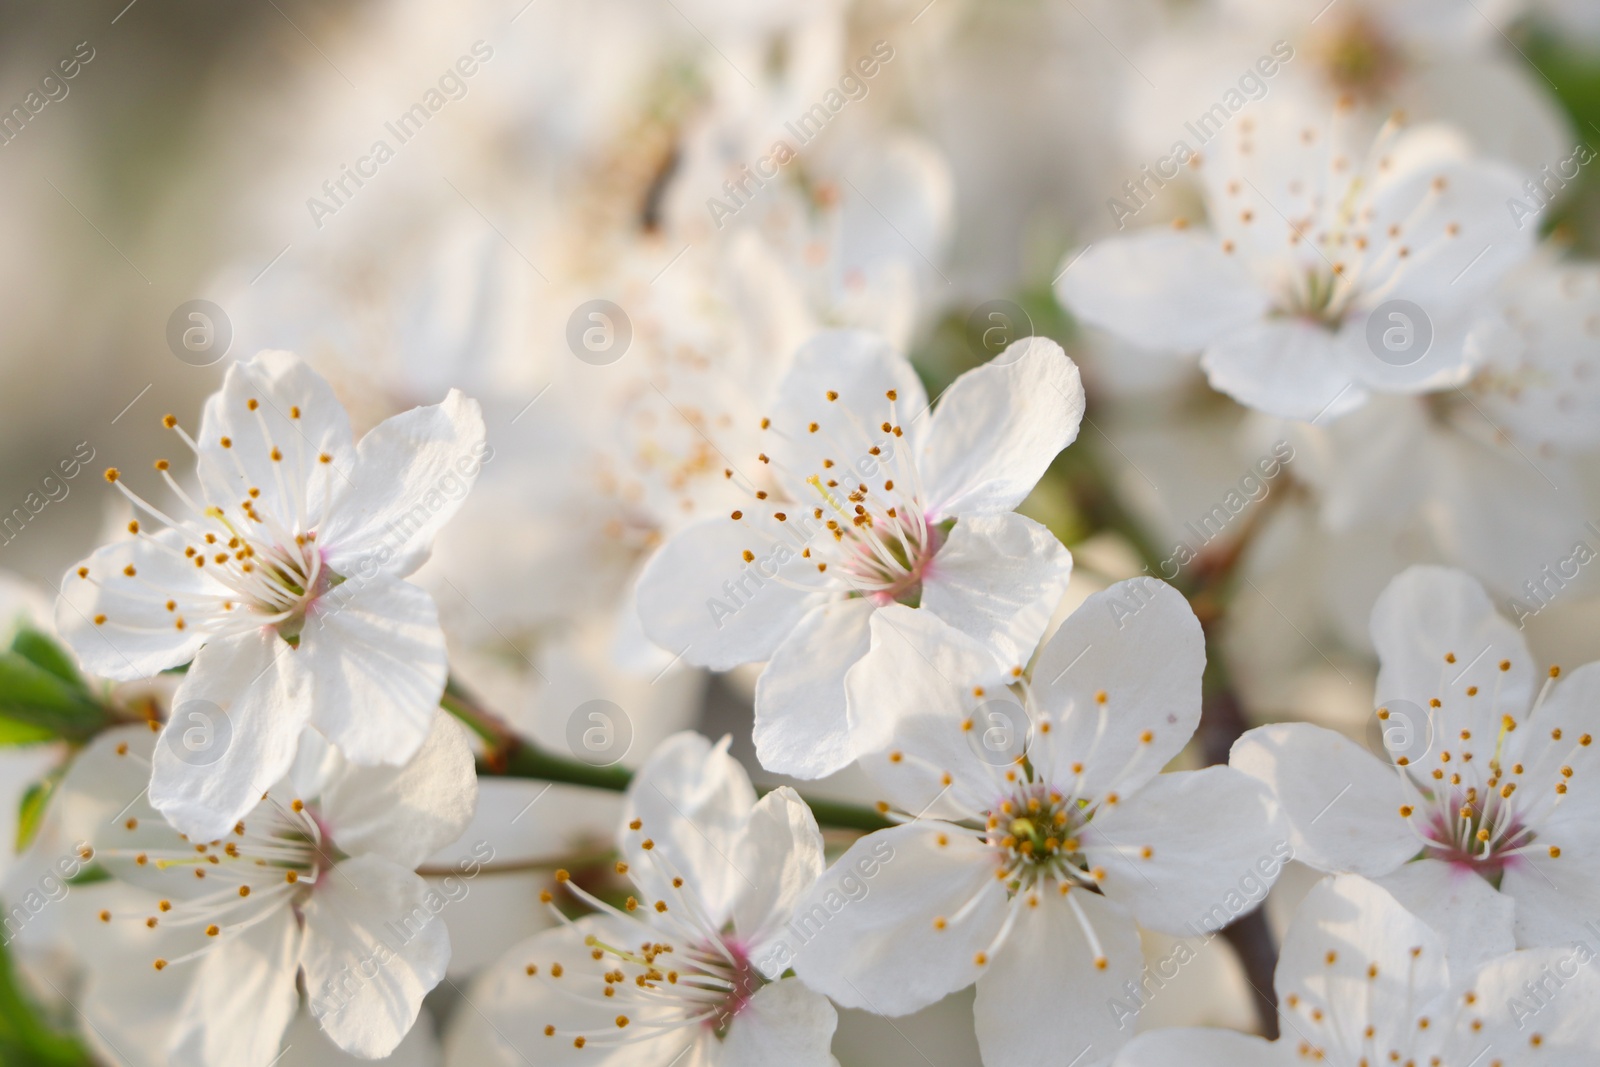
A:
[318, 710, 478, 869]
[1373, 859, 1515, 975]
[149, 628, 311, 842]
[973, 891, 1141, 1067]
[195, 351, 357, 534]
[790, 823, 1008, 1016]
[846, 605, 1011, 817]
[917, 338, 1084, 517]
[1500, 831, 1600, 948]
[766, 330, 928, 493]
[319, 390, 487, 578]
[299, 577, 448, 767]
[301, 855, 450, 1059]
[1274, 875, 1448, 1053]
[1230, 723, 1416, 877]
[635, 517, 818, 671]
[1085, 767, 1283, 935]
[1030, 579, 1204, 799]
[753, 598, 876, 779]
[168, 904, 301, 1067]
[719, 978, 838, 1067]
[1369, 566, 1535, 747]
[1056, 230, 1268, 353]
[440, 916, 686, 1066]
[57, 527, 224, 679]
[622, 732, 756, 928]
[920, 512, 1072, 670]
[1201, 319, 1367, 422]
[1454, 947, 1600, 1062]
[732, 788, 826, 956]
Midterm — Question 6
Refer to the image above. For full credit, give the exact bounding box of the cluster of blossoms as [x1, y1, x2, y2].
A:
[3, 1, 1600, 1066]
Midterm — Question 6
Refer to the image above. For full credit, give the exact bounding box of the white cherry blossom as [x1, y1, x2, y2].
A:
[62, 711, 476, 1067]
[56, 350, 485, 841]
[1234, 565, 1600, 966]
[1060, 95, 1534, 421]
[444, 732, 837, 1067]
[1116, 873, 1600, 1067]
[786, 579, 1282, 1067]
[636, 330, 1084, 777]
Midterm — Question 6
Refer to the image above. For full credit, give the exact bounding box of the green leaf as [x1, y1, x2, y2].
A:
[8, 630, 85, 692]
[0, 653, 108, 743]
[15, 769, 62, 853]
[0, 939, 92, 1066]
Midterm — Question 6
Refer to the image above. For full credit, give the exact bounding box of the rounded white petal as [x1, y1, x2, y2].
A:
[168, 904, 302, 1067]
[149, 628, 311, 842]
[1369, 566, 1535, 746]
[195, 351, 357, 535]
[1200, 318, 1367, 423]
[719, 978, 838, 1067]
[1056, 230, 1269, 353]
[973, 891, 1142, 1067]
[301, 855, 450, 1059]
[766, 330, 928, 491]
[1373, 859, 1515, 975]
[790, 823, 1008, 1016]
[299, 577, 448, 767]
[752, 597, 875, 779]
[635, 517, 818, 671]
[732, 788, 826, 956]
[1274, 875, 1448, 1053]
[319, 389, 487, 578]
[441, 916, 688, 1067]
[318, 710, 478, 869]
[846, 604, 1011, 818]
[1085, 767, 1284, 936]
[56, 527, 223, 679]
[1030, 579, 1204, 800]
[920, 512, 1073, 671]
[917, 337, 1085, 517]
[622, 732, 756, 929]
[1452, 946, 1600, 1062]
[1230, 723, 1416, 877]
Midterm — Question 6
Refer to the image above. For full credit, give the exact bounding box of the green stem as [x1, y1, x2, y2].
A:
[445, 684, 892, 834]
